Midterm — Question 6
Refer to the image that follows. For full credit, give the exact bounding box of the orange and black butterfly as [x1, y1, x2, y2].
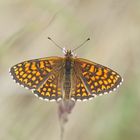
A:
[9, 37, 123, 102]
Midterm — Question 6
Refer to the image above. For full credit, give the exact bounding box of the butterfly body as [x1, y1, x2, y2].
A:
[10, 49, 123, 102]
[63, 50, 74, 100]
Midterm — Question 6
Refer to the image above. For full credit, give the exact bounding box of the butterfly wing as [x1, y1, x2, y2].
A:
[71, 71, 93, 101]
[72, 58, 123, 101]
[10, 57, 64, 101]
[34, 67, 64, 101]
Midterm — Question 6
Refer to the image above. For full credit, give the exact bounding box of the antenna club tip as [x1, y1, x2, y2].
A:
[87, 37, 90, 41]
[48, 37, 51, 40]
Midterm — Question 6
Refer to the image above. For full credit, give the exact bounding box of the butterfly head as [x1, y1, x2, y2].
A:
[64, 49, 73, 57]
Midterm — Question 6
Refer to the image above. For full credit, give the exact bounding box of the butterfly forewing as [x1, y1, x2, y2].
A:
[72, 58, 123, 100]
[10, 57, 64, 100]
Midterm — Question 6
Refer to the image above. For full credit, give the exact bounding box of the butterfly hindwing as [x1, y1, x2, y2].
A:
[33, 68, 64, 101]
[71, 72, 93, 101]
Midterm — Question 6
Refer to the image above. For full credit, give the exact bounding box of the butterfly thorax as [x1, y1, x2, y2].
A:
[63, 50, 74, 100]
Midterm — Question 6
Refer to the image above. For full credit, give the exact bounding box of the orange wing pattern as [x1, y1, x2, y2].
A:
[33, 70, 64, 101]
[10, 55, 123, 102]
[72, 58, 123, 101]
[71, 73, 93, 101]
[10, 57, 63, 101]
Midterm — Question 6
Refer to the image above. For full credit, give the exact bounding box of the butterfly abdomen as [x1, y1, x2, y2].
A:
[63, 57, 73, 100]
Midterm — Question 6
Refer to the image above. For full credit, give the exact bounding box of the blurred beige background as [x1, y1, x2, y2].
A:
[0, 0, 140, 140]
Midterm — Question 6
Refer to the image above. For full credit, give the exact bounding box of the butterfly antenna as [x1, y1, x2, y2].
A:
[72, 37, 90, 52]
[48, 37, 63, 51]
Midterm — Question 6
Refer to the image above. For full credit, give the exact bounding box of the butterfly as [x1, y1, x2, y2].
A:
[9, 37, 123, 102]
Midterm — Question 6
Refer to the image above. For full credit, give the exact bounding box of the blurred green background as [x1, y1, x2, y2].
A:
[0, 0, 140, 140]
